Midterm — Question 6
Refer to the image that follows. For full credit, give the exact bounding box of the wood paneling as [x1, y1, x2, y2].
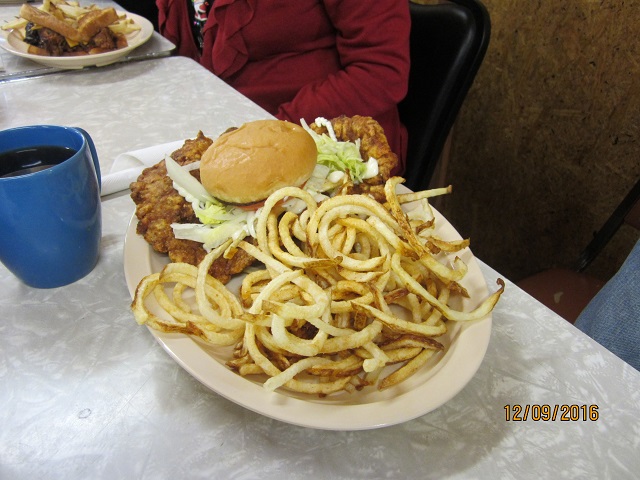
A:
[438, 0, 640, 281]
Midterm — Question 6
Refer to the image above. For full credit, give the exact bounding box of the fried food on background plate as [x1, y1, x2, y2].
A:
[130, 116, 399, 283]
[7, 2, 138, 57]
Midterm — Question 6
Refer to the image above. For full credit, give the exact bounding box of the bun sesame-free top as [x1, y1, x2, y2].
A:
[199, 119, 318, 205]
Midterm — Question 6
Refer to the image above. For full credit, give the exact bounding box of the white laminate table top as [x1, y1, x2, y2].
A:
[1, 55, 639, 479]
[0, 55, 270, 173]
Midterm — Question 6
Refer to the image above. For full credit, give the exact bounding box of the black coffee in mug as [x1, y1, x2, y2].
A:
[0, 145, 77, 178]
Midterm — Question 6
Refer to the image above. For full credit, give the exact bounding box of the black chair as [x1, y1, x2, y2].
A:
[400, 0, 491, 192]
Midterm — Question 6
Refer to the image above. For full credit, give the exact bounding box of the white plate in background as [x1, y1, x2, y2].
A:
[0, 11, 153, 69]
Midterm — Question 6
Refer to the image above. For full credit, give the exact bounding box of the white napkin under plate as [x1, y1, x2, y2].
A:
[101, 140, 184, 197]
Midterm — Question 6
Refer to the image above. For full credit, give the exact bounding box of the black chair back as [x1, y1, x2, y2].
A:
[400, 0, 491, 192]
[575, 176, 640, 271]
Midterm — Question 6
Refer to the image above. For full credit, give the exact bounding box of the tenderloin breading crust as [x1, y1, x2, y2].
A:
[130, 116, 398, 283]
[310, 115, 399, 202]
[130, 131, 255, 284]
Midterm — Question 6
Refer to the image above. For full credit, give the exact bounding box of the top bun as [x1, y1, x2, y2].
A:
[200, 119, 318, 204]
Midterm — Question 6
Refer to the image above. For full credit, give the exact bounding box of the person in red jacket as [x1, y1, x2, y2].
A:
[156, 0, 411, 174]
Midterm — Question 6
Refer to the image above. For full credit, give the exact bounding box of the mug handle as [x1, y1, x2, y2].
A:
[75, 127, 102, 190]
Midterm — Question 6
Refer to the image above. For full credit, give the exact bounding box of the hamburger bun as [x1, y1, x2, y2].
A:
[200, 119, 317, 205]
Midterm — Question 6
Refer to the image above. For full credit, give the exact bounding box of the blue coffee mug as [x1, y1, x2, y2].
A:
[0, 125, 102, 288]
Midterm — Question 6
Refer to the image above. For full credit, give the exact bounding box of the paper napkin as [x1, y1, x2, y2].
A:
[100, 140, 184, 197]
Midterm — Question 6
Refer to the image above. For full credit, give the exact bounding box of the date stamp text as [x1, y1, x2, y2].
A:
[504, 404, 599, 422]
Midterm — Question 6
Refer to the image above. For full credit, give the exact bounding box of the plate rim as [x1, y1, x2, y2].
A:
[123, 190, 493, 431]
[0, 10, 153, 69]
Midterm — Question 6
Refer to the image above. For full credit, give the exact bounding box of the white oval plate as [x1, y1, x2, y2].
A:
[0, 11, 152, 69]
[123, 198, 494, 431]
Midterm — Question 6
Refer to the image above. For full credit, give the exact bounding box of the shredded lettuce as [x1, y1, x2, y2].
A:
[164, 155, 216, 206]
[164, 154, 239, 227]
[164, 155, 253, 251]
[194, 203, 239, 225]
[171, 221, 249, 251]
[301, 117, 379, 184]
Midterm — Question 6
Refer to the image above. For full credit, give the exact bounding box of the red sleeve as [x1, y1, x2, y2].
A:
[275, 0, 410, 124]
[156, 0, 201, 61]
